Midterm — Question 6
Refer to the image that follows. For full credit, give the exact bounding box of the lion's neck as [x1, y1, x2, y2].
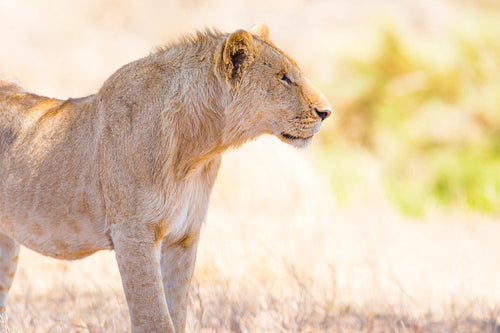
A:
[157, 65, 228, 179]
[168, 88, 267, 179]
[154, 59, 266, 179]
[96, 41, 264, 182]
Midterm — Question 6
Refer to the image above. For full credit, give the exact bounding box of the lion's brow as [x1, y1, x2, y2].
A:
[252, 36, 300, 69]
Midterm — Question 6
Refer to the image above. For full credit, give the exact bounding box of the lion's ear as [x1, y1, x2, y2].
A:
[249, 23, 270, 41]
[222, 30, 255, 84]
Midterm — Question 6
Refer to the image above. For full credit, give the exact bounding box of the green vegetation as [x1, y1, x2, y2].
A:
[317, 13, 500, 216]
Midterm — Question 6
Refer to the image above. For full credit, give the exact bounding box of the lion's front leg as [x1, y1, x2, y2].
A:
[0, 233, 19, 314]
[160, 232, 200, 333]
[111, 224, 175, 333]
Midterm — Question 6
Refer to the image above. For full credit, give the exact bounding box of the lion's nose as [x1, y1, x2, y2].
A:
[315, 108, 331, 121]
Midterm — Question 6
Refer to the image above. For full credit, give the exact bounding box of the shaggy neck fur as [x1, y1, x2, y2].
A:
[95, 30, 262, 182]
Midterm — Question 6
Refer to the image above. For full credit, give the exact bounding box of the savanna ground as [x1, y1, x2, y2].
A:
[1, 0, 500, 332]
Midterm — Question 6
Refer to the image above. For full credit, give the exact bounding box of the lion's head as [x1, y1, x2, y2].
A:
[218, 24, 331, 148]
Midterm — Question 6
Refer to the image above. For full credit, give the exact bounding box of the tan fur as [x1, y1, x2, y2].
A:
[0, 24, 330, 332]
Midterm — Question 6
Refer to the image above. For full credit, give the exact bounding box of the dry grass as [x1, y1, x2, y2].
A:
[1, 0, 500, 332]
[1, 138, 499, 332]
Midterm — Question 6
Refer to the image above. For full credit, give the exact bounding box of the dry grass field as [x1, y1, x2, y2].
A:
[2, 139, 500, 332]
[1, 0, 500, 332]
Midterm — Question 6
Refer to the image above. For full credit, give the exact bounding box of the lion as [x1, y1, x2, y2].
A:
[0, 23, 331, 332]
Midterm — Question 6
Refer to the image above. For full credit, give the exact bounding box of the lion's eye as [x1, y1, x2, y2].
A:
[280, 74, 292, 85]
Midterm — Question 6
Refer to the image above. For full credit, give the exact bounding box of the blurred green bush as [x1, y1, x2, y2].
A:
[317, 13, 500, 216]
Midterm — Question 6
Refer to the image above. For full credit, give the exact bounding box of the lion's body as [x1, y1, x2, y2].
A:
[0, 88, 109, 259]
[0, 25, 330, 332]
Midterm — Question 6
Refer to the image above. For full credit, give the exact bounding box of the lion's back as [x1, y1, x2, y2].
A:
[0, 79, 25, 155]
[0, 79, 63, 157]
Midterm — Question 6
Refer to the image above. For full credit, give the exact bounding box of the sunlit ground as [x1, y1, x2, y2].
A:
[4, 138, 500, 332]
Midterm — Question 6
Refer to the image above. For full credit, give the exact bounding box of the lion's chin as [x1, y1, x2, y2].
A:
[279, 132, 314, 148]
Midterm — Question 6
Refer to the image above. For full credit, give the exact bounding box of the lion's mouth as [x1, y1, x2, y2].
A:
[281, 132, 313, 141]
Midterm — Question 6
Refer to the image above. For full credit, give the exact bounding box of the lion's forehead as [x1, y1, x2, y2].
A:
[257, 38, 300, 69]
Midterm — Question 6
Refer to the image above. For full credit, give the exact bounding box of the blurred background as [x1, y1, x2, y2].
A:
[1, 0, 499, 332]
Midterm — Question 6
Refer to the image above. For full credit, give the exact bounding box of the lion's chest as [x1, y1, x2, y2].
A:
[168, 193, 193, 239]
[157, 168, 218, 242]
